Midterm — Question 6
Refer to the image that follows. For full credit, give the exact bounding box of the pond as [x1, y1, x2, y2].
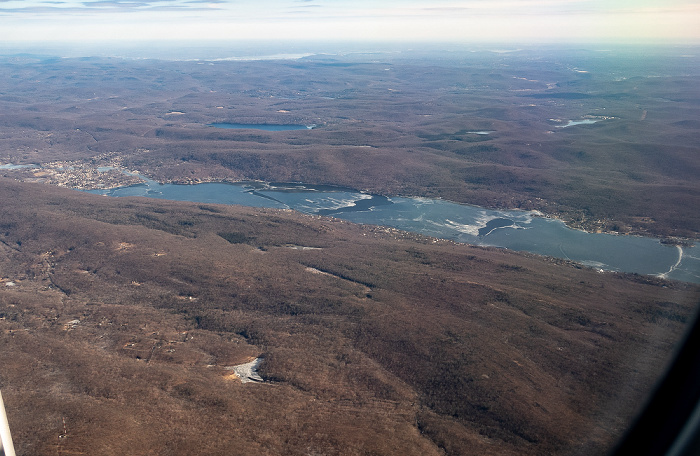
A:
[555, 119, 599, 128]
[0, 163, 38, 169]
[209, 123, 315, 131]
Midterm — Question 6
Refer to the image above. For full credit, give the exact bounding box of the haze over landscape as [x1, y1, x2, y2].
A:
[0, 1, 699, 455]
[1, 0, 700, 44]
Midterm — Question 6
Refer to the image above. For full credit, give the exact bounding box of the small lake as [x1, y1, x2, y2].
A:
[209, 123, 314, 131]
[85, 178, 699, 283]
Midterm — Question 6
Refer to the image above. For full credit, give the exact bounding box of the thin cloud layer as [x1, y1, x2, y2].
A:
[0, 0, 698, 43]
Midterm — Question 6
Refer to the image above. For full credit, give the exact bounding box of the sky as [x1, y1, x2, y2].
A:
[0, 0, 699, 45]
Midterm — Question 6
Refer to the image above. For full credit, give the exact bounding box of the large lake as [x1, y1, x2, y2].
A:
[86, 179, 699, 283]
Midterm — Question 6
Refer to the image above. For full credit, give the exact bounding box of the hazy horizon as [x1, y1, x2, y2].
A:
[1, 0, 699, 46]
[2, 39, 699, 62]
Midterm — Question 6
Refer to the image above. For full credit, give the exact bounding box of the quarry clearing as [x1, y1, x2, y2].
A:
[225, 358, 264, 383]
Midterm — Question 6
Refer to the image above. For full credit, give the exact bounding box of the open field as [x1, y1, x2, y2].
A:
[0, 179, 698, 455]
[0, 48, 698, 239]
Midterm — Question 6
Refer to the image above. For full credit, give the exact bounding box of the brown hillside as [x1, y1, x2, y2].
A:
[0, 179, 697, 455]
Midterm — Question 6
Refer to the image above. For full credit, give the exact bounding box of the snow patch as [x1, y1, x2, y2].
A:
[225, 358, 264, 384]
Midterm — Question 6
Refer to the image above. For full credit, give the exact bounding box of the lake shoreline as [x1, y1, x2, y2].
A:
[77, 171, 699, 283]
[4, 159, 695, 245]
[143, 174, 700, 243]
[110, 171, 691, 245]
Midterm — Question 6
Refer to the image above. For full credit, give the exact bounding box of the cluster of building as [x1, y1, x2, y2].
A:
[1, 158, 143, 190]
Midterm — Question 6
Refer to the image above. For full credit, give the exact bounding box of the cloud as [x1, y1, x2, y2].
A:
[82, 1, 152, 7]
[0, 0, 218, 14]
[420, 0, 595, 15]
[0, 0, 698, 43]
